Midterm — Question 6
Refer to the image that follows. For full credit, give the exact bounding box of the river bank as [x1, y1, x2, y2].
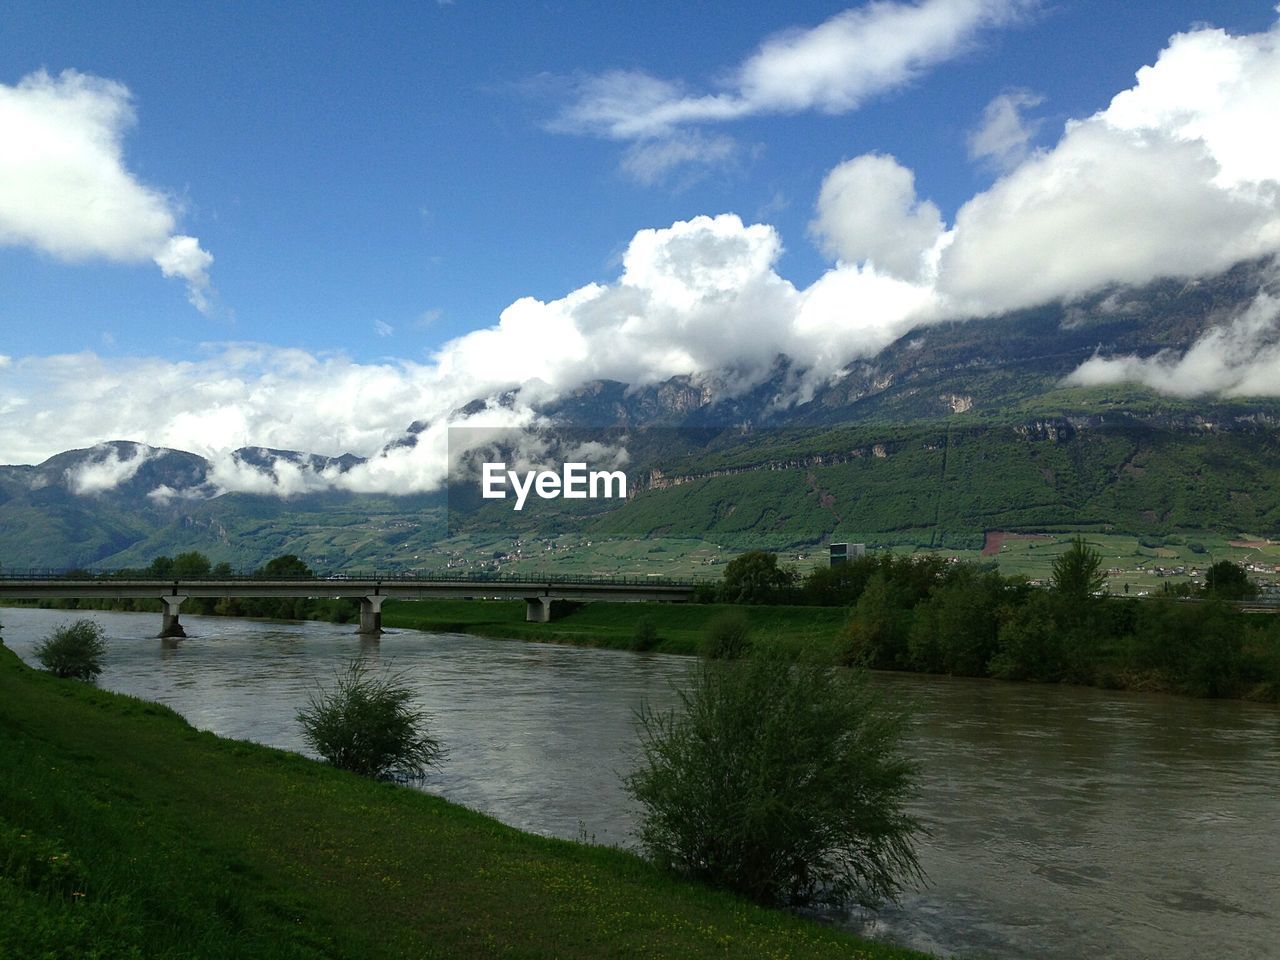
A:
[0, 640, 929, 960]
[5, 606, 1278, 959]
[8, 593, 1280, 702]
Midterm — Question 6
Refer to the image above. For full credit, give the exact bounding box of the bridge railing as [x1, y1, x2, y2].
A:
[0, 568, 708, 589]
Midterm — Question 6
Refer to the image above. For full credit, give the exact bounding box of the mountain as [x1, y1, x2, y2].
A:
[2, 261, 1279, 571]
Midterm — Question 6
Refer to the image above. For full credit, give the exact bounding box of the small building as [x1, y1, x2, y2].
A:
[829, 542, 866, 567]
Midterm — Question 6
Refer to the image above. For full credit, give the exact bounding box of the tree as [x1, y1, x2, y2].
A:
[836, 571, 912, 669]
[990, 590, 1069, 682]
[171, 551, 212, 578]
[626, 650, 923, 909]
[297, 660, 445, 780]
[1134, 598, 1244, 697]
[147, 555, 175, 578]
[1051, 536, 1106, 602]
[908, 567, 1005, 676]
[720, 551, 795, 604]
[1202, 560, 1257, 601]
[800, 556, 878, 606]
[34, 619, 107, 680]
[257, 554, 314, 578]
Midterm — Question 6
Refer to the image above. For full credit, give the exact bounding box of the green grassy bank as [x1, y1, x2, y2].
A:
[381, 599, 845, 656]
[0, 644, 929, 960]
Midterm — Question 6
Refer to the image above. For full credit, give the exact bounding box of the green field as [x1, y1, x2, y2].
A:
[0, 643, 929, 960]
[383, 598, 848, 656]
[909, 532, 1280, 594]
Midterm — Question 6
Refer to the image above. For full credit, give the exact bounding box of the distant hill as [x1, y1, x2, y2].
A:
[2, 260, 1278, 571]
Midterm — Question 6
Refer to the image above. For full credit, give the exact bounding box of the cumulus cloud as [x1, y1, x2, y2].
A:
[937, 17, 1280, 314]
[0, 68, 215, 311]
[556, 0, 1031, 180]
[810, 153, 945, 282]
[154, 236, 215, 312]
[968, 89, 1044, 168]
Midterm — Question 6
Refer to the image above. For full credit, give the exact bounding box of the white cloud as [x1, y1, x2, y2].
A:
[1066, 292, 1280, 397]
[154, 235, 215, 313]
[556, 0, 1031, 179]
[0, 69, 214, 310]
[0, 214, 939, 493]
[620, 131, 738, 186]
[937, 18, 1280, 314]
[968, 89, 1044, 168]
[810, 153, 945, 282]
[375, 320, 395, 338]
[64, 442, 156, 495]
[561, 0, 1029, 138]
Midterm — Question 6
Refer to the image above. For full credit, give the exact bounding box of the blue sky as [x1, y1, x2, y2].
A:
[2, 0, 1273, 360]
[3, 1, 1280, 489]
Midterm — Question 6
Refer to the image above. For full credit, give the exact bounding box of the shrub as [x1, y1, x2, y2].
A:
[626, 651, 923, 909]
[632, 616, 659, 651]
[701, 609, 751, 659]
[34, 620, 107, 680]
[297, 660, 445, 779]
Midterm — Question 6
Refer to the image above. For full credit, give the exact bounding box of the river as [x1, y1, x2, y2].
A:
[2, 607, 1277, 959]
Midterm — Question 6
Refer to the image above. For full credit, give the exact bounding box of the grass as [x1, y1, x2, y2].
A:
[0, 642, 930, 960]
[381, 599, 849, 656]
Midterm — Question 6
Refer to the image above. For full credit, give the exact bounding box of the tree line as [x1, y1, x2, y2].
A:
[707, 541, 1280, 701]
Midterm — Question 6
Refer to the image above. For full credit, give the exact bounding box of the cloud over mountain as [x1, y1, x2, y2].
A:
[5, 12, 1280, 497]
[1067, 291, 1280, 398]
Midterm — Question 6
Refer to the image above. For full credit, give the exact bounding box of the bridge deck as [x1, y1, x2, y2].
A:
[0, 575, 698, 603]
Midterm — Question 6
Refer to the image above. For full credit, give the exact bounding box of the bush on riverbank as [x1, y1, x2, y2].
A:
[33, 618, 107, 680]
[701, 609, 752, 659]
[297, 660, 444, 780]
[627, 650, 923, 908]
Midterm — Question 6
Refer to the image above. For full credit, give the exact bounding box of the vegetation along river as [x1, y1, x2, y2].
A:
[3, 607, 1277, 960]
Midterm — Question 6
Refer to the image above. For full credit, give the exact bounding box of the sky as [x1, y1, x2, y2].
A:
[3, 0, 1280, 495]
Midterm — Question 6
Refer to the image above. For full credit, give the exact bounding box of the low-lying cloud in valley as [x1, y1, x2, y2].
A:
[1067, 291, 1280, 398]
[5, 10, 1280, 498]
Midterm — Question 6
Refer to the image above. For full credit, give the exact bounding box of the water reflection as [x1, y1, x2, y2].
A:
[2, 607, 1277, 960]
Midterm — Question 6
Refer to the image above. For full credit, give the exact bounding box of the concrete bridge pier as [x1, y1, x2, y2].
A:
[358, 595, 385, 636]
[159, 595, 187, 639]
[525, 596, 551, 623]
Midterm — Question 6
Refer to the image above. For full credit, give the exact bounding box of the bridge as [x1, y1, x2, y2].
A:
[0, 572, 699, 637]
